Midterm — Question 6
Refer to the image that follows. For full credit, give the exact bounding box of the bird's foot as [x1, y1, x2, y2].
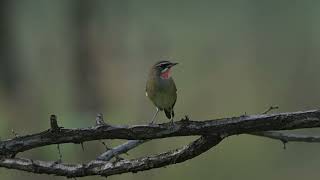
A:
[170, 119, 174, 127]
[182, 115, 190, 121]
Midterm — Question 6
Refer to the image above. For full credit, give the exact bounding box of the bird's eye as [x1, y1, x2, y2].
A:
[156, 62, 170, 69]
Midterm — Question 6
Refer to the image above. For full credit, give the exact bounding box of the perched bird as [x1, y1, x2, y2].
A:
[146, 60, 178, 123]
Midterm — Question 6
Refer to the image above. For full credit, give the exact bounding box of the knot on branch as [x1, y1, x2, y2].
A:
[50, 114, 61, 131]
[96, 113, 107, 126]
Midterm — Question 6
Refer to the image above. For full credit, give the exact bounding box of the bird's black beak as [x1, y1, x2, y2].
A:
[170, 62, 178, 67]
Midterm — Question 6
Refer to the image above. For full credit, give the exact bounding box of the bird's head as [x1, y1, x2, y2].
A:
[152, 60, 178, 79]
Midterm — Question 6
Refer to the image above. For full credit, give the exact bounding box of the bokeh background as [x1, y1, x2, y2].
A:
[1, 0, 320, 180]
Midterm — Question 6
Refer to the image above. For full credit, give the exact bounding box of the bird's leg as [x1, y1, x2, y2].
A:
[170, 118, 174, 126]
[150, 108, 159, 124]
[170, 110, 174, 126]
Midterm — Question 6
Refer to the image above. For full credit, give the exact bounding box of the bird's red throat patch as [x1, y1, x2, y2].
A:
[160, 68, 171, 79]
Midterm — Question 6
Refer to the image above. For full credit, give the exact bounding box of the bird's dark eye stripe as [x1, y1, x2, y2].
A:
[156, 62, 170, 67]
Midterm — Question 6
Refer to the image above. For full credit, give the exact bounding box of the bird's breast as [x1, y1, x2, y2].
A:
[146, 77, 177, 110]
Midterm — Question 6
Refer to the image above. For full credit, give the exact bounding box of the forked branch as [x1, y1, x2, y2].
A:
[0, 109, 320, 178]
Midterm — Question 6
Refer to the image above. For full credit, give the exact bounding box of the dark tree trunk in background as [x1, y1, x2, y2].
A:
[73, 0, 102, 111]
[0, 1, 17, 97]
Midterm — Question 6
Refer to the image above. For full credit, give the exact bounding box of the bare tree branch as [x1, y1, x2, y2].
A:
[97, 140, 147, 161]
[250, 131, 320, 143]
[97, 131, 320, 162]
[1, 110, 320, 178]
[94, 106, 281, 161]
[1, 109, 320, 157]
[0, 135, 222, 178]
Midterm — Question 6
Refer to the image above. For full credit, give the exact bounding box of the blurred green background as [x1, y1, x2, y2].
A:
[1, 0, 320, 179]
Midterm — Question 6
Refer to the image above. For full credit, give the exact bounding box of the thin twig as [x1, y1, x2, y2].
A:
[262, 105, 279, 114]
[250, 131, 320, 143]
[97, 140, 147, 161]
[11, 129, 19, 138]
[56, 144, 62, 162]
[80, 142, 85, 152]
[100, 141, 110, 151]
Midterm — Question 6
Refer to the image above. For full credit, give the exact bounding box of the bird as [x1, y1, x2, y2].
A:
[146, 60, 178, 124]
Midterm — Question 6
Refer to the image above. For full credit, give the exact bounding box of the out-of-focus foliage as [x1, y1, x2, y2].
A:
[1, 0, 320, 180]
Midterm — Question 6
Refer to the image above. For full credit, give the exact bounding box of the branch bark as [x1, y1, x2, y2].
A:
[0, 109, 320, 178]
[96, 131, 320, 162]
[250, 131, 320, 143]
[1, 109, 320, 157]
[0, 135, 222, 178]
[97, 140, 147, 161]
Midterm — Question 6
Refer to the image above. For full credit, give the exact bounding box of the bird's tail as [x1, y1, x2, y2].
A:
[164, 109, 174, 119]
